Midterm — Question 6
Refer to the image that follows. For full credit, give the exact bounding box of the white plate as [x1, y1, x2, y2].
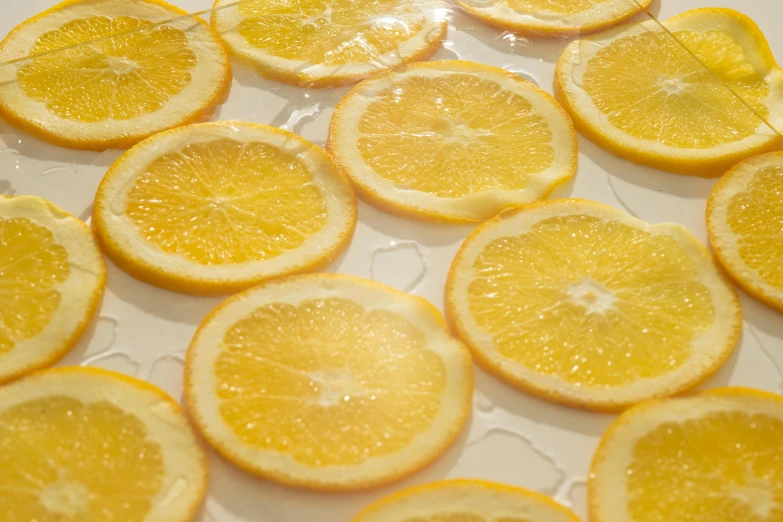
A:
[0, 1, 781, 521]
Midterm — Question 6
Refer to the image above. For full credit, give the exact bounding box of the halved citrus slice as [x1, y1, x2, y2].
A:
[455, 0, 652, 37]
[93, 122, 357, 296]
[185, 274, 473, 490]
[707, 152, 783, 313]
[0, 195, 105, 385]
[0, 0, 231, 150]
[353, 479, 582, 522]
[211, 0, 447, 88]
[328, 60, 577, 223]
[446, 199, 741, 411]
[0, 366, 207, 521]
[590, 387, 783, 522]
[555, 8, 783, 177]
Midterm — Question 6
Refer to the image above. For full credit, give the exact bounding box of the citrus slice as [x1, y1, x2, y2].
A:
[328, 60, 578, 223]
[590, 387, 783, 522]
[184, 274, 473, 490]
[0, 0, 231, 150]
[707, 152, 783, 314]
[0, 195, 105, 385]
[445, 199, 742, 411]
[0, 366, 207, 521]
[352, 479, 582, 522]
[555, 8, 783, 177]
[454, 0, 652, 37]
[93, 122, 357, 296]
[211, 0, 447, 88]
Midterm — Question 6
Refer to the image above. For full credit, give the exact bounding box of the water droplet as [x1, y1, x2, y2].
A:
[82, 351, 140, 377]
[370, 241, 427, 292]
[474, 389, 495, 414]
[459, 427, 566, 494]
[147, 353, 186, 400]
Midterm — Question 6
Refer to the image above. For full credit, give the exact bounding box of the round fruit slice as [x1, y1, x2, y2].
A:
[590, 387, 783, 522]
[555, 8, 783, 177]
[185, 274, 473, 490]
[0, 367, 207, 522]
[707, 152, 783, 313]
[93, 122, 357, 296]
[0, 195, 105, 385]
[446, 199, 741, 411]
[353, 479, 582, 522]
[211, 0, 447, 88]
[0, 0, 231, 150]
[328, 61, 577, 223]
[455, 0, 652, 37]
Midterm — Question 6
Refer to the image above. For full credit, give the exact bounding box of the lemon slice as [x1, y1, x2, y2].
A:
[0, 367, 207, 521]
[446, 199, 741, 411]
[93, 122, 357, 296]
[328, 61, 577, 223]
[590, 387, 783, 522]
[353, 479, 582, 522]
[0, 0, 231, 150]
[555, 8, 783, 177]
[0, 196, 105, 385]
[211, 0, 447, 88]
[707, 152, 783, 314]
[185, 274, 473, 490]
[454, 0, 652, 37]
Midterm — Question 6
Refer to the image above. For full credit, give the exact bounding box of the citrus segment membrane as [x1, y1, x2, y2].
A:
[0, 196, 105, 384]
[555, 8, 783, 176]
[0, 367, 207, 522]
[446, 199, 741, 410]
[185, 275, 473, 490]
[454, 0, 653, 37]
[590, 388, 783, 522]
[328, 61, 577, 222]
[93, 122, 356, 295]
[0, 0, 231, 149]
[707, 151, 783, 313]
[212, 0, 448, 87]
[352, 479, 583, 522]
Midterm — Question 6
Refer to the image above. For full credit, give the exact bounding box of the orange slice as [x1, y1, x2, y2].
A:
[0, 195, 105, 384]
[185, 274, 473, 490]
[590, 387, 783, 522]
[211, 0, 447, 87]
[0, 367, 207, 521]
[353, 479, 583, 522]
[555, 8, 783, 176]
[707, 151, 783, 313]
[446, 199, 741, 411]
[455, 0, 652, 37]
[0, 0, 231, 150]
[328, 61, 577, 223]
[93, 122, 357, 296]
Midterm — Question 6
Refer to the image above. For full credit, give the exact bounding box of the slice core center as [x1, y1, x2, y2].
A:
[567, 278, 616, 314]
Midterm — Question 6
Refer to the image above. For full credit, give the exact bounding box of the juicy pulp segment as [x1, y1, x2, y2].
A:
[727, 165, 783, 288]
[627, 410, 783, 521]
[582, 29, 770, 149]
[124, 138, 328, 265]
[357, 73, 554, 198]
[504, 0, 610, 15]
[467, 215, 715, 387]
[237, 0, 428, 66]
[0, 396, 164, 521]
[215, 297, 446, 467]
[17, 16, 196, 123]
[0, 217, 69, 354]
